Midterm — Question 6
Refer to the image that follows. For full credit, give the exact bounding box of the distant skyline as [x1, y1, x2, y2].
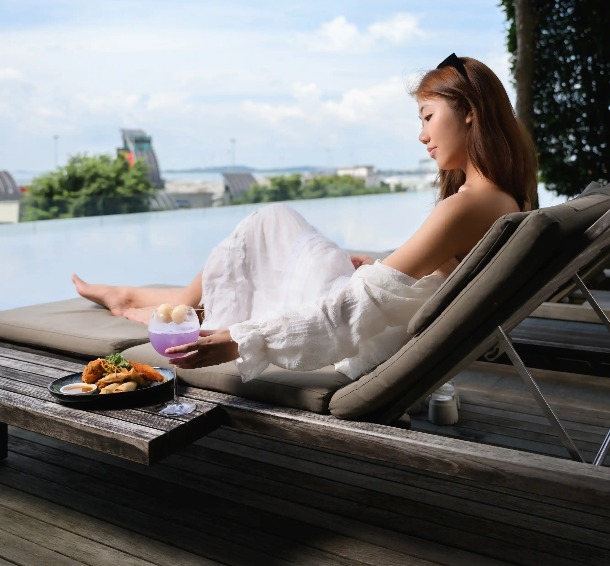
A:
[0, 1, 513, 175]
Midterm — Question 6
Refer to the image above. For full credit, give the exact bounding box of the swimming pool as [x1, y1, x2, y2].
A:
[1, 189, 565, 311]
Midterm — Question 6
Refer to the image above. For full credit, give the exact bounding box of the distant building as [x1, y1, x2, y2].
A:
[382, 159, 437, 192]
[222, 172, 258, 203]
[117, 129, 176, 209]
[118, 129, 163, 188]
[0, 171, 22, 223]
[336, 165, 379, 187]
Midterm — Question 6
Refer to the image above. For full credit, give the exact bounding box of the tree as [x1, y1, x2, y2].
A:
[22, 153, 158, 220]
[512, 0, 536, 139]
[232, 174, 391, 204]
[501, 0, 610, 197]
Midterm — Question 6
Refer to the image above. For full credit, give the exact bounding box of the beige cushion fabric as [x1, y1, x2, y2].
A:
[0, 297, 149, 357]
[122, 342, 352, 414]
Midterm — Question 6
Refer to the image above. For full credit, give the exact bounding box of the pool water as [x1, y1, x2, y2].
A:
[1, 189, 565, 311]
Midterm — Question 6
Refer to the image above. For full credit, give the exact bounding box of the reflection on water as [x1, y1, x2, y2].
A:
[1, 188, 566, 311]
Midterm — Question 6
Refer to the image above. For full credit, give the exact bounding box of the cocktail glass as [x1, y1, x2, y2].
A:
[148, 305, 199, 416]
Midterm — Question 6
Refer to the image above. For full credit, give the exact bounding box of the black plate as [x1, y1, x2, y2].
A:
[48, 367, 174, 408]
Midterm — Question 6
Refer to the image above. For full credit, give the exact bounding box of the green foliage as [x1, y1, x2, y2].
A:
[501, 0, 610, 197]
[22, 153, 158, 220]
[232, 174, 392, 204]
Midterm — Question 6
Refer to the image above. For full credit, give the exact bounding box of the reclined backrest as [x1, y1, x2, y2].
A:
[329, 183, 610, 421]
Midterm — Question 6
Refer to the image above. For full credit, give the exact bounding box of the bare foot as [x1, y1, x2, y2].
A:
[123, 307, 155, 325]
[71, 274, 132, 316]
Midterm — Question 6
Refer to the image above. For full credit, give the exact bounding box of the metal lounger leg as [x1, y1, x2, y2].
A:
[593, 431, 610, 466]
[573, 274, 610, 465]
[494, 327, 585, 463]
[572, 274, 610, 333]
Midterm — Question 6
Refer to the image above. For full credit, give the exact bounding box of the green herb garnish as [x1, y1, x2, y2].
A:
[104, 353, 131, 369]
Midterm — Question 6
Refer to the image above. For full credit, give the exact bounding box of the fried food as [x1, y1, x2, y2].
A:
[115, 381, 138, 392]
[82, 358, 106, 384]
[130, 362, 165, 382]
[96, 371, 131, 389]
[100, 383, 122, 394]
[81, 355, 166, 395]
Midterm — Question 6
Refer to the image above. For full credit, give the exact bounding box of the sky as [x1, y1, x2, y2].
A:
[0, 0, 513, 176]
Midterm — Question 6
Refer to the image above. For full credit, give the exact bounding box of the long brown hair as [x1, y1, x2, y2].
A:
[411, 56, 537, 210]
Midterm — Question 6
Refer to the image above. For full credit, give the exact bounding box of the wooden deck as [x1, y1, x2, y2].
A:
[3, 424, 610, 566]
[411, 361, 610, 463]
[2, 314, 610, 565]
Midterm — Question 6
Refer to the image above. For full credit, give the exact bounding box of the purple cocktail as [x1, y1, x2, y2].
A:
[148, 304, 200, 416]
[149, 329, 200, 359]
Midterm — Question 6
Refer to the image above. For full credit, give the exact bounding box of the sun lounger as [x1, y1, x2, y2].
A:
[1, 182, 609, 467]
[120, 181, 610, 463]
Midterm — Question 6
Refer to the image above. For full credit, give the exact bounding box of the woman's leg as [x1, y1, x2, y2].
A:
[72, 272, 203, 317]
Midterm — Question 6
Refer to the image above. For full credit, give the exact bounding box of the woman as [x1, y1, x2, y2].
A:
[73, 54, 537, 381]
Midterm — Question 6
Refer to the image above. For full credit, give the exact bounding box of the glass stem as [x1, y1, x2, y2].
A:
[171, 363, 181, 405]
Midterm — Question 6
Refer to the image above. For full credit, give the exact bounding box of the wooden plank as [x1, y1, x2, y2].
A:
[0, 423, 5, 460]
[0, 385, 165, 462]
[1, 454, 302, 566]
[0, 391, 222, 465]
[0, 484, 220, 566]
[208, 427, 610, 522]
[199, 428, 610, 551]
[416, 362, 610, 461]
[531, 301, 610, 323]
[3, 436, 439, 566]
[5, 427, 521, 566]
[0, 345, 225, 464]
[0, 363, 221, 437]
[0, 503, 166, 566]
[16, 425, 608, 566]
[179, 387, 610, 510]
[511, 318, 610, 352]
[0, 525, 84, 566]
[0, 343, 86, 371]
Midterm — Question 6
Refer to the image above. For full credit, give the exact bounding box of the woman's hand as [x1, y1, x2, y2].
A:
[168, 329, 239, 369]
[350, 254, 375, 269]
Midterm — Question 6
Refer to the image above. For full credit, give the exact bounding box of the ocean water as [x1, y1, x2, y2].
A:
[1, 188, 565, 311]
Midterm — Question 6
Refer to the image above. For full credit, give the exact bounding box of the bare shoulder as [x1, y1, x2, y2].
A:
[430, 183, 521, 257]
[440, 182, 521, 223]
[383, 181, 521, 279]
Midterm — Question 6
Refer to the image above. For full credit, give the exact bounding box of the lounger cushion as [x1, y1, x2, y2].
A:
[329, 182, 610, 420]
[0, 297, 149, 356]
[121, 342, 352, 414]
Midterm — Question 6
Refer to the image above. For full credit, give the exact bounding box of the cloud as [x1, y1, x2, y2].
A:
[242, 76, 412, 138]
[305, 13, 424, 53]
[0, 67, 25, 82]
[368, 14, 423, 43]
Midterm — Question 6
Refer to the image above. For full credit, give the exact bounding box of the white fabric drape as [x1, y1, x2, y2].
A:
[230, 262, 443, 381]
[201, 203, 354, 328]
[201, 203, 444, 382]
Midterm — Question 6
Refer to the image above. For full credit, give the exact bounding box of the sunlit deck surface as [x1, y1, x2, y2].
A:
[1, 315, 610, 565]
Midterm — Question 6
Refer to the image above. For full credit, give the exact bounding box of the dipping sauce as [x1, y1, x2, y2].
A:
[59, 383, 98, 395]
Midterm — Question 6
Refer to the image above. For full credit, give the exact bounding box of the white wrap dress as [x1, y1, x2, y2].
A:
[201, 203, 444, 382]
